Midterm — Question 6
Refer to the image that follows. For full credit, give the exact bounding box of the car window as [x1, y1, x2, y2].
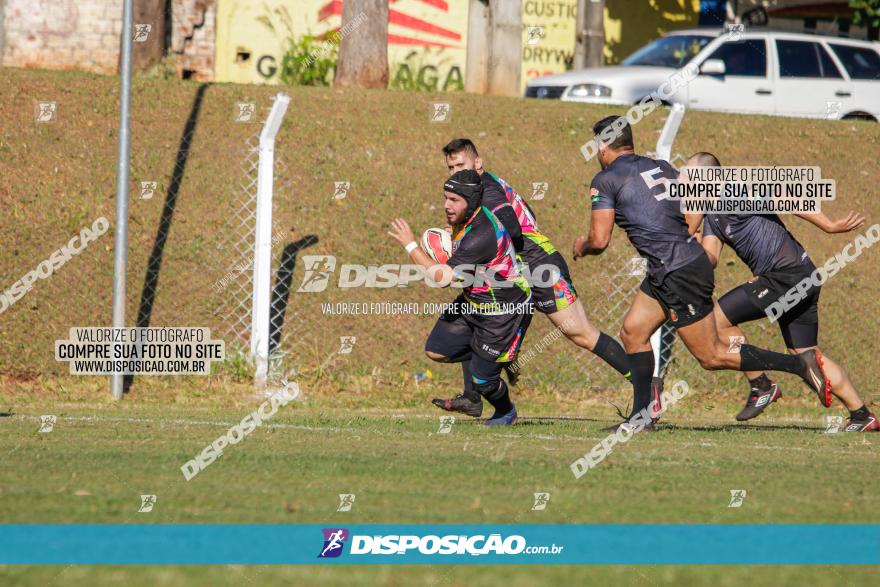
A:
[776, 40, 841, 78]
[622, 35, 714, 68]
[817, 44, 843, 79]
[829, 44, 880, 80]
[706, 40, 767, 77]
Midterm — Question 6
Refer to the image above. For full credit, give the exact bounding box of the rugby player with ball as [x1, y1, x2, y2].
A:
[388, 170, 532, 425]
[432, 139, 634, 418]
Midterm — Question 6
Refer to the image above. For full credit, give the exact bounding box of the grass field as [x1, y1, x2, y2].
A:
[1, 376, 878, 584]
[2, 68, 880, 584]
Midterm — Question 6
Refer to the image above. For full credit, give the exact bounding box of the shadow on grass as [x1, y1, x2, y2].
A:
[660, 422, 824, 432]
[124, 83, 210, 394]
[269, 235, 319, 357]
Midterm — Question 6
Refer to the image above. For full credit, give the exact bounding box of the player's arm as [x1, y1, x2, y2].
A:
[574, 180, 616, 259]
[573, 209, 614, 259]
[795, 210, 865, 234]
[482, 180, 524, 250]
[388, 218, 454, 285]
[684, 212, 703, 236]
[492, 205, 523, 251]
[701, 235, 723, 267]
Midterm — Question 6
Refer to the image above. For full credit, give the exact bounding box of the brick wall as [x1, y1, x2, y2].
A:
[171, 0, 216, 80]
[1, 0, 123, 74]
[0, 0, 217, 80]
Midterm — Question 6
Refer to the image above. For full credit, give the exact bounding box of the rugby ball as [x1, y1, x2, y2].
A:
[421, 228, 452, 264]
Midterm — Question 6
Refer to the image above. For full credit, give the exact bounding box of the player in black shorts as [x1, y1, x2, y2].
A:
[686, 151, 877, 432]
[388, 169, 532, 425]
[573, 116, 833, 432]
[430, 138, 633, 416]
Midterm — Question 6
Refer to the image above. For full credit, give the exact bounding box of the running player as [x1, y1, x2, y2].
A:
[573, 116, 832, 431]
[431, 138, 637, 417]
[388, 169, 532, 425]
[686, 151, 877, 431]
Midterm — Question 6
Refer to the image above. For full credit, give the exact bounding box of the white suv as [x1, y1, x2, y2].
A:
[525, 29, 880, 120]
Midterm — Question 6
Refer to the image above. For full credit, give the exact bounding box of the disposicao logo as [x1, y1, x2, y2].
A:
[318, 528, 349, 558]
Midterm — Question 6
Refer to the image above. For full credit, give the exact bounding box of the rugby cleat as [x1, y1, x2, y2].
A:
[484, 403, 517, 426]
[844, 412, 879, 432]
[735, 381, 782, 421]
[798, 349, 833, 408]
[431, 394, 483, 418]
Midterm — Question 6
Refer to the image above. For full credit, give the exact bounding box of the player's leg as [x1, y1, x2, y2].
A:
[617, 289, 667, 424]
[547, 299, 631, 379]
[532, 251, 630, 379]
[469, 307, 533, 426]
[780, 311, 878, 432]
[715, 286, 782, 421]
[652, 254, 829, 397]
[425, 308, 483, 417]
[676, 312, 829, 399]
[471, 354, 517, 425]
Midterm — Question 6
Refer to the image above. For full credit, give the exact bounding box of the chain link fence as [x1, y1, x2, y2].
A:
[2, 87, 878, 407]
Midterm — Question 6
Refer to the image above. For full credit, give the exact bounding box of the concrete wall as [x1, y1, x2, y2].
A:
[0, 0, 216, 79]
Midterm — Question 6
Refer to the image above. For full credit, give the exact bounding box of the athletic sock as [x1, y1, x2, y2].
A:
[748, 374, 773, 391]
[849, 405, 870, 420]
[483, 379, 513, 414]
[627, 351, 655, 418]
[460, 361, 480, 403]
[593, 332, 631, 379]
[738, 344, 803, 374]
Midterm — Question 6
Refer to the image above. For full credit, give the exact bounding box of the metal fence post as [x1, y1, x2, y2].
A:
[251, 93, 291, 389]
[111, 0, 134, 400]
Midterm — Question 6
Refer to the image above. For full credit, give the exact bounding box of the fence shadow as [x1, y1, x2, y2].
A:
[124, 83, 209, 393]
[269, 235, 320, 356]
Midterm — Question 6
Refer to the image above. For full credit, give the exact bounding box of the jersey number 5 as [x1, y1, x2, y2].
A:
[640, 167, 671, 201]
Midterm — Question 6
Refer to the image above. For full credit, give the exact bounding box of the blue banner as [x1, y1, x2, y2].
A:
[1, 524, 878, 565]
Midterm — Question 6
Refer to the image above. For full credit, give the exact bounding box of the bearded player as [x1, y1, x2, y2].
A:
[388, 169, 532, 425]
[431, 138, 637, 418]
[574, 116, 832, 431]
[686, 151, 877, 431]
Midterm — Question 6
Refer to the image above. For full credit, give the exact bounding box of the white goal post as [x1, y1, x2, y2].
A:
[251, 93, 291, 389]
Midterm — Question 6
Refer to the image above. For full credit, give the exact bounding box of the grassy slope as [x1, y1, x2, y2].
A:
[1, 67, 879, 396]
[1, 68, 880, 585]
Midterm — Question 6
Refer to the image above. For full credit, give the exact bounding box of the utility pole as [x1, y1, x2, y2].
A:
[575, 0, 605, 69]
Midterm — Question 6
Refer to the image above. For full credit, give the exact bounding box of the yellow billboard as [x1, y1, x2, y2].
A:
[216, 0, 703, 91]
[521, 0, 578, 90]
[215, 0, 469, 91]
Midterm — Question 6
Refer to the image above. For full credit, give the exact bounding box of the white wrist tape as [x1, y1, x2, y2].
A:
[404, 241, 419, 254]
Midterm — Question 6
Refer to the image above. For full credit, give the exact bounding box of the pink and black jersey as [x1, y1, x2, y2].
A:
[448, 206, 531, 314]
[482, 171, 559, 267]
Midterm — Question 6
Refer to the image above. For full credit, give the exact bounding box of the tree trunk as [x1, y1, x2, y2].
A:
[131, 0, 167, 72]
[465, 0, 491, 94]
[573, 0, 587, 69]
[335, 0, 389, 89]
[465, 0, 521, 96]
[584, 0, 605, 68]
[486, 0, 521, 96]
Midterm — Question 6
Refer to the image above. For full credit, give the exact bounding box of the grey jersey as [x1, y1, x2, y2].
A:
[590, 153, 703, 281]
[702, 213, 811, 276]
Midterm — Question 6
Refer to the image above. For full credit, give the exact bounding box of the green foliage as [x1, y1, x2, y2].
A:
[277, 34, 338, 87]
[850, 0, 880, 28]
[258, 6, 338, 86]
[218, 345, 254, 383]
